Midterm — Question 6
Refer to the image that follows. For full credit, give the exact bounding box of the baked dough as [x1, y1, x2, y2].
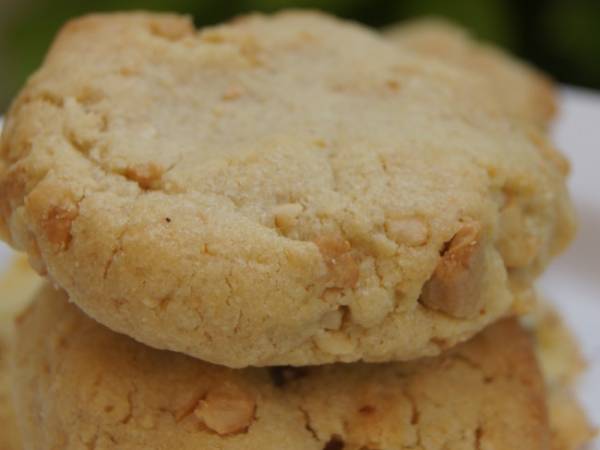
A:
[0, 12, 574, 366]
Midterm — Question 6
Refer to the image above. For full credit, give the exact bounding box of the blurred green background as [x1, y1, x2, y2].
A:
[1, 0, 599, 111]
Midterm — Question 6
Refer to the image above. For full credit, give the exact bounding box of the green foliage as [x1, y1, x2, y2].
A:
[541, 0, 600, 87]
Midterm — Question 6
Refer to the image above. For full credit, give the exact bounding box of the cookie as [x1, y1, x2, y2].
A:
[0, 255, 41, 450]
[385, 18, 557, 127]
[0, 12, 574, 367]
[0, 255, 43, 341]
[5, 268, 594, 449]
[0, 336, 20, 450]
[10, 284, 558, 450]
[529, 303, 597, 450]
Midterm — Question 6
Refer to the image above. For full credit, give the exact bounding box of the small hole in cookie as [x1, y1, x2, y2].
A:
[439, 238, 452, 256]
[475, 426, 484, 447]
[358, 405, 376, 415]
[323, 436, 345, 450]
[269, 366, 309, 388]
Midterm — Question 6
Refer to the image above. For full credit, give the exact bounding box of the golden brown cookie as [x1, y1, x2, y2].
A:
[4, 261, 593, 449]
[0, 337, 20, 450]
[0, 12, 574, 367]
[0, 256, 41, 450]
[529, 304, 597, 450]
[385, 18, 558, 128]
[10, 284, 561, 450]
[0, 255, 43, 341]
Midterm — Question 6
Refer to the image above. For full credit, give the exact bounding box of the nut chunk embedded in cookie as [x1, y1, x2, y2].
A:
[194, 384, 255, 435]
[420, 220, 487, 318]
[314, 234, 359, 289]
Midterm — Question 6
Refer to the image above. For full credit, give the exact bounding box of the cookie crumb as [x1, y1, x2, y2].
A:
[497, 196, 539, 269]
[384, 215, 428, 247]
[314, 235, 359, 288]
[314, 330, 356, 356]
[42, 205, 78, 250]
[194, 384, 255, 435]
[148, 17, 194, 41]
[123, 163, 163, 190]
[273, 203, 303, 231]
[350, 286, 393, 328]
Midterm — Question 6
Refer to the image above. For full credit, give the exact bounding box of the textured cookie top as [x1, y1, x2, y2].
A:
[385, 18, 557, 128]
[13, 285, 552, 450]
[0, 12, 574, 366]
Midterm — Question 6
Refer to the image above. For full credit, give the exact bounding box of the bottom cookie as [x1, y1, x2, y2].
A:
[0, 336, 20, 450]
[0, 256, 43, 450]
[531, 303, 596, 450]
[9, 283, 593, 450]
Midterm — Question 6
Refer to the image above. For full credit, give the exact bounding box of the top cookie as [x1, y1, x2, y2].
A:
[385, 18, 557, 128]
[0, 11, 574, 367]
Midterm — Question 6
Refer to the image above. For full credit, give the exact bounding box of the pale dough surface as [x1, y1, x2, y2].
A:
[530, 303, 597, 450]
[2, 260, 593, 450]
[0, 12, 574, 367]
[385, 18, 557, 128]
[0, 256, 41, 450]
[11, 284, 557, 450]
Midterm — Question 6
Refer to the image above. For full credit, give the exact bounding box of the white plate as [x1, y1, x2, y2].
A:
[540, 87, 600, 448]
[1, 87, 598, 446]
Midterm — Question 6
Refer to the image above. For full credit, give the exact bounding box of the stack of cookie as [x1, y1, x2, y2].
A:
[0, 10, 594, 449]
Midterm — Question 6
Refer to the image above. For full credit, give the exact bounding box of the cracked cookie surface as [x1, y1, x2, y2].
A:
[0, 11, 575, 367]
[9, 284, 560, 450]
